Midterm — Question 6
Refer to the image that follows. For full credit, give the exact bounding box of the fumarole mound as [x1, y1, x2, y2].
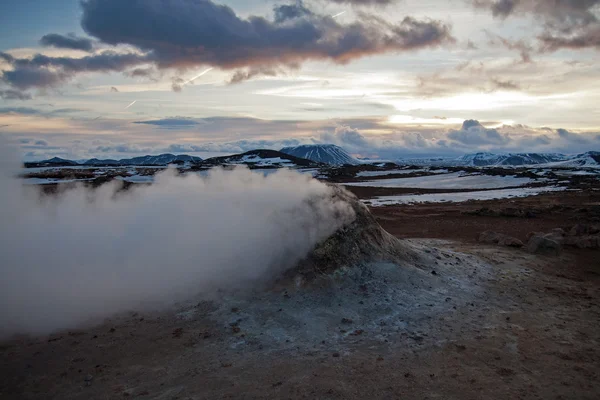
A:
[289, 185, 419, 281]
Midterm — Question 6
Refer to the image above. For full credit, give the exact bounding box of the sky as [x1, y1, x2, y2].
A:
[0, 0, 599, 161]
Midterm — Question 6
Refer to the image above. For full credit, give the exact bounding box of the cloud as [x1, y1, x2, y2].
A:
[490, 77, 520, 90]
[474, 0, 600, 51]
[78, 0, 453, 77]
[0, 51, 149, 90]
[94, 143, 153, 154]
[134, 118, 200, 127]
[485, 31, 534, 62]
[321, 125, 370, 148]
[0, 89, 32, 100]
[556, 127, 593, 144]
[538, 25, 600, 51]
[0, 63, 69, 91]
[39, 33, 95, 52]
[0, 107, 42, 115]
[0, 1, 453, 91]
[448, 119, 510, 145]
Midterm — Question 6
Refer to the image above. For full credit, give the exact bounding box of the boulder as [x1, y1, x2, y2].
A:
[569, 224, 589, 236]
[526, 235, 562, 256]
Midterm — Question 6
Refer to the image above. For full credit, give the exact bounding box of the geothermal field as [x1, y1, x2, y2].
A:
[2, 0, 600, 398]
[1, 151, 599, 400]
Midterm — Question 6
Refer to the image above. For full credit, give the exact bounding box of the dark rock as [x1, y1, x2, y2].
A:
[526, 235, 561, 255]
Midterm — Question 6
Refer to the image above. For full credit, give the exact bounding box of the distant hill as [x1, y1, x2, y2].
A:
[25, 154, 203, 168]
[84, 154, 202, 166]
[457, 152, 568, 167]
[280, 144, 359, 166]
[24, 157, 79, 168]
[201, 149, 319, 168]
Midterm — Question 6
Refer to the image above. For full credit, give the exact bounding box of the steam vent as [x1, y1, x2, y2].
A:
[291, 185, 421, 281]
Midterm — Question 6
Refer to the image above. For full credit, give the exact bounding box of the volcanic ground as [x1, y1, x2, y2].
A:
[1, 167, 599, 400]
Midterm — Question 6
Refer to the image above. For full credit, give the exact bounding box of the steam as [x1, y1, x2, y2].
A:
[0, 142, 355, 338]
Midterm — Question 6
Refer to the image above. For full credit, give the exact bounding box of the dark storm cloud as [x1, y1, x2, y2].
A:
[0, 52, 149, 90]
[0, 0, 454, 92]
[538, 25, 600, 50]
[0, 65, 68, 91]
[0, 89, 32, 100]
[79, 0, 453, 70]
[40, 33, 95, 52]
[274, 3, 313, 23]
[474, 0, 600, 51]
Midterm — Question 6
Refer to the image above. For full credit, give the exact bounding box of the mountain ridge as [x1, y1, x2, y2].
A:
[280, 144, 359, 166]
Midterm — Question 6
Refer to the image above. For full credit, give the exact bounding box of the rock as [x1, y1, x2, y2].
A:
[478, 231, 504, 244]
[569, 224, 589, 236]
[543, 233, 564, 245]
[574, 236, 600, 249]
[526, 231, 545, 241]
[341, 318, 353, 324]
[498, 237, 524, 248]
[479, 231, 523, 248]
[526, 235, 561, 256]
[290, 185, 419, 279]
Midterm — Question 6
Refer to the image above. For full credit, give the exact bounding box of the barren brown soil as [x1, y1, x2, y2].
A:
[1, 190, 599, 399]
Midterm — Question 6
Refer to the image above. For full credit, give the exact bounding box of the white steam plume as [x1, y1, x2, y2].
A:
[0, 141, 355, 338]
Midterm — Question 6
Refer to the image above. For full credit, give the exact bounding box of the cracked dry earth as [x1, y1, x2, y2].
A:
[1, 239, 599, 400]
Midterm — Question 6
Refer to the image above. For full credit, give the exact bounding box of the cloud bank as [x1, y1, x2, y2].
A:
[0, 141, 355, 337]
[0, 0, 454, 93]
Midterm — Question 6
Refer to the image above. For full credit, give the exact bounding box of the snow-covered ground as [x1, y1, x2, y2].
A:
[355, 169, 448, 177]
[22, 178, 94, 185]
[22, 166, 165, 174]
[116, 175, 155, 183]
[344, 172, 541, 189]
[363, 186, 567, 206]
[239, 155, 295, 167]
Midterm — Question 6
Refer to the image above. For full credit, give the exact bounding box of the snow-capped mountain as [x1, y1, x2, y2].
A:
[280, 144, 359, 166]
[202, 149, 318, 167]
[83, 154, 203, 166]
[545, 151, 600, 168]
[457, 152, 568, 167]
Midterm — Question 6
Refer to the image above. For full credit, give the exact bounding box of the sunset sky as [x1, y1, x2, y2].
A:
[0, 0, 599, 160]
